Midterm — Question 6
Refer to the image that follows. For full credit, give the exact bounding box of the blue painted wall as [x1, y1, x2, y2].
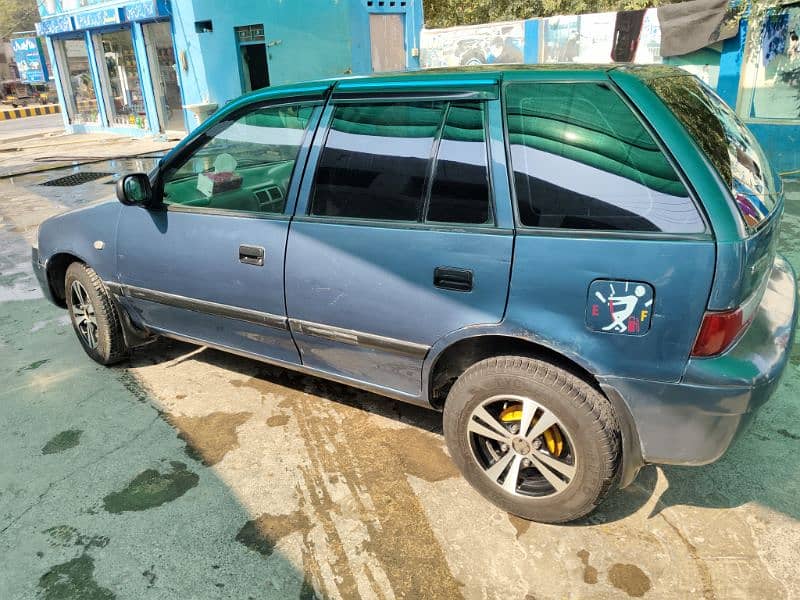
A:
[40, 0, 424, 134]
[164, 0, 425, 129]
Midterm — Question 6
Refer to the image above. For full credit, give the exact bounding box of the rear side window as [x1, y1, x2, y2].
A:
[645, 75, 778, 231]
[310, 101, 492, 224]
[505, 82, 704, 233]
[427, 103, 492, 224]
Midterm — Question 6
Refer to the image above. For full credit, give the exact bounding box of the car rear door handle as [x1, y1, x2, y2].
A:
[434, 266, 473, 292]
[239, 244, 265, 266]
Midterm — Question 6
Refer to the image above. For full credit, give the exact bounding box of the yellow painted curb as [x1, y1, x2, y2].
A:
[0, 104, 61, 121]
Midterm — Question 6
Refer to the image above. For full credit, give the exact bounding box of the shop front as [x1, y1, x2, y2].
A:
[37, 1, 187, 136]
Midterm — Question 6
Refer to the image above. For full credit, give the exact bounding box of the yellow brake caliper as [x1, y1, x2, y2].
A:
[499, 404, 563, 457]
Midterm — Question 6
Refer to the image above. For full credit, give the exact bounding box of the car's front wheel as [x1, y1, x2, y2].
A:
[65, 262, 128, 365]
[443, 356, 620, 523]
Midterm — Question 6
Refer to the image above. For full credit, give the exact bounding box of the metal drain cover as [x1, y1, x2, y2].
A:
[42, 172, 113, 187]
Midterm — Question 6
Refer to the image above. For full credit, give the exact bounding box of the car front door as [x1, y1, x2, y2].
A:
[115, 96, 323, 364]
[285, 87, 515, 398]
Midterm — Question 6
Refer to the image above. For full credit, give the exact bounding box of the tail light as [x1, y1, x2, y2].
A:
[692, 275, 767, 358]
[691, 309, 744, 357]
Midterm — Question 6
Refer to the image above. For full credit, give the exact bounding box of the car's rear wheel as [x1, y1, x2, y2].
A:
[443, 356, 620, 523]
[65, 262, 128, 365]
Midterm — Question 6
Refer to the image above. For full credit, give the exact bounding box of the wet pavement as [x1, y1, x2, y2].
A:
[0, 146, 799, 599]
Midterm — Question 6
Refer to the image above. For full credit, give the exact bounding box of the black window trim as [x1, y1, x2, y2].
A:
[304, 95, 498, 229]
[154, 97, 324, 220]
[501, 78, 713, 241]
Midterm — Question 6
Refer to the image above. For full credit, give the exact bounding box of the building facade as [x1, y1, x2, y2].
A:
[36, 0, 423, 136]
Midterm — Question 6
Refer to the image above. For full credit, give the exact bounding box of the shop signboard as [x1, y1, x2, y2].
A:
[11, 37, 50, 83]
[35, 15, 74, 36]
[74, 7, 123, 30]
[124, 0, 160, 21]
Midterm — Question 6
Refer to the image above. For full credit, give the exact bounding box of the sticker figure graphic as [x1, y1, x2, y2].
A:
[587, 280, 654, 336]
[602, 285, 646, 333]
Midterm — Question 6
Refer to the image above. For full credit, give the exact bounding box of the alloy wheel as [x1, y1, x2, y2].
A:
[70, 280, 99, 349]
[466, 394, 577, 498]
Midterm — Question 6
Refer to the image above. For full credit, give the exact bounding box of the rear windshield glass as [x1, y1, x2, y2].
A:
[646, 75, 778, 230]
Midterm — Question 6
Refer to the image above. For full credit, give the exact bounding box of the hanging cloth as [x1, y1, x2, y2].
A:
[612, 9, 646, 62]
[658, 0, 740, 58]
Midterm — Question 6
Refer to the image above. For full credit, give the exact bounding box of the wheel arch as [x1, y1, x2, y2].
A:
[44, 251, 88, 308]
[425, 331, 644, 488]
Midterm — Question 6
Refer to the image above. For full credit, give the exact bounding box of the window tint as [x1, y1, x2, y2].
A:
[505, 82, 704, 233]
[163, 104, 313, 214]
[645, 74, 778, 231]
[311, 102, 446, 221]
[426, 103, 492, 224]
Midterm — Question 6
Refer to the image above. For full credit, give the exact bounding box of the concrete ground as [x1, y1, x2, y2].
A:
[0, 114, 63, 141]
[0, 133, 799, 600]
[0, 118, 177, 179]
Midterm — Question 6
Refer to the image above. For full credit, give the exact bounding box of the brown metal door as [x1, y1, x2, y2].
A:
[369, 14, 406, 72]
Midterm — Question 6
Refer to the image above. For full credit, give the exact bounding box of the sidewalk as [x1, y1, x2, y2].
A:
[0, 130, 178, 178]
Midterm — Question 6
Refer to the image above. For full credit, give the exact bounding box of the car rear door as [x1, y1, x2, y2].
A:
[284, 78, 515, 398]
[114, 92, 324, 364]
[501, 72, 716, 384]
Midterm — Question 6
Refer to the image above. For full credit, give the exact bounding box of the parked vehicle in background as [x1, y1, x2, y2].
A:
[1, 80, 54, 107]
[32, 66, 798, 523]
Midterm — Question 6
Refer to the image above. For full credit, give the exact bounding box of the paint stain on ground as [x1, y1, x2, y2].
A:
[19, 358, 48, 372]
[508, 515, 531, 539]
[38, 553, 114, 600]
[577, 549, 598, 585]
[776, 428, 800, 440]
[44, 526, 108, 550]
[266, 414, 290, 427]
[164, 412, 252, 466]
[236, 510, 311, 558]
[608, 563, 651, 597]
[102, 461, 198, 513]
[142, 566, 156, 588]
[42, 430, 83, 455]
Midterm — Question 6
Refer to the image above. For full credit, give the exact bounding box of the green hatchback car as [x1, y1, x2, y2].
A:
[34, 65, 797, 523]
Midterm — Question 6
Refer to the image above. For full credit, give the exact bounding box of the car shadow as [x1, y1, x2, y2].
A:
[129, 337, 444, 433]
[132, 337, 800, 528]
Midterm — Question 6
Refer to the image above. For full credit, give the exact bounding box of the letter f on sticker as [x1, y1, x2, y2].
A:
[640, 309, 648, 322]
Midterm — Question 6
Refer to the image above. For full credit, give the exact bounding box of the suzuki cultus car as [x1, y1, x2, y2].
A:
[33, 66, 798, 523]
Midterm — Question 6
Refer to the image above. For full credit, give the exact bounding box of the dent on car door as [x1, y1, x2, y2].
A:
[115, 101, 321, 364]
[285, 97, 514, 398]
[502, 79, 715, 383]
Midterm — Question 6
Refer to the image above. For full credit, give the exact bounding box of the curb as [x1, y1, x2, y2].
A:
[0, 104, 61, 121]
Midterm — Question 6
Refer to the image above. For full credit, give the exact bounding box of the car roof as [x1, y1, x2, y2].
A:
[236, 64, 691, 104]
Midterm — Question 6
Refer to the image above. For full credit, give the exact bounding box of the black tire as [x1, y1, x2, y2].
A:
[443, 356, 620, 523]
[65, 262, 129, 365]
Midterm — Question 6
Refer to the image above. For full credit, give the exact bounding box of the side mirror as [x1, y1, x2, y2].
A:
[116, 173, 154, 207]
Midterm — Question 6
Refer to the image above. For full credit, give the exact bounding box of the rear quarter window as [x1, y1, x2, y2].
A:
[644, 75, 779, 231]
[504, 81, 705, 233]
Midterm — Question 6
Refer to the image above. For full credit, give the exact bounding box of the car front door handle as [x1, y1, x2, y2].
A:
[239, 244, 265, 266]
[434, 266, 473, 292]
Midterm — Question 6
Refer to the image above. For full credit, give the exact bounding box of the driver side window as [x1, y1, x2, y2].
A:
[162, 103, 315, 214]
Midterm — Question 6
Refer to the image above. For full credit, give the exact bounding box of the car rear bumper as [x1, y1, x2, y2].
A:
[31, 247, 56, 305]
[603, 253, 798, 466]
